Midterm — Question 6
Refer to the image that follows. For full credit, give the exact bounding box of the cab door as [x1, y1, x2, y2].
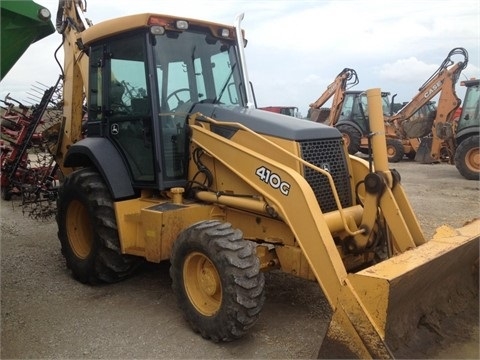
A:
[88, 32, 156, 186]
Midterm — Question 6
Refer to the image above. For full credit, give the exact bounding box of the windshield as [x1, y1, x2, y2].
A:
[340, 93, 391, 122]
[358, 94, 390, 116]
[152, 29, 245, 111]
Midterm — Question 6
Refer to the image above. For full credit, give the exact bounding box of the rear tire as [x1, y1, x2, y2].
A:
[56, 168, 140, 284]
[454, 135, 480, 180]
[386, 138, 405, 163]
[170, 220, 265, 342]
[336, 124, 361, 154]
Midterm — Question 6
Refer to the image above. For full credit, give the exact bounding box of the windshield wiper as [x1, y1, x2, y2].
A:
[214, 63, 236, 104]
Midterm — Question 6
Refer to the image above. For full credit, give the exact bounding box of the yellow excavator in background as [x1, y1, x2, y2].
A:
[47, 1, 478, 358]
[308, 67, 359, 124]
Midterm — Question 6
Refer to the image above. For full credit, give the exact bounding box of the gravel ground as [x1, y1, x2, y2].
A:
[1, 158, 479, 359]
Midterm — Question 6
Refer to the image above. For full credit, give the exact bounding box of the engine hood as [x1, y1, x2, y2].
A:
[189, 103, 342, 141]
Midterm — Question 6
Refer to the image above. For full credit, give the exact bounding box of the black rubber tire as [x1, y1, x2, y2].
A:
[454, 135, 480, 180]
[386, 138, 405, 163]
[336, 124, 361, 154]
[170, 220, 265, 342]
[56, 168, 140, 284]
[406, 150, 416, 160]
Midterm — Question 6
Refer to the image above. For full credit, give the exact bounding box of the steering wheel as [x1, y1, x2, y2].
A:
[166, 88, 192, 112]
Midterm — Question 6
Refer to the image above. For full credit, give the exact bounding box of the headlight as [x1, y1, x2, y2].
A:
[38, 7, 51, 21]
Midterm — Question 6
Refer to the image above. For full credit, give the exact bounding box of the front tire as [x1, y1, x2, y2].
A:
[386, 138, 405, 163]
[455, 135, 480, 180]
[170, 220, 265, 342]
[56, 168, 140, 284]
[336, 124, 361, 154]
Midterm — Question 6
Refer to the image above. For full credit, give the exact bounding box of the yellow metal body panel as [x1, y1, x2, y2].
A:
[224, 208, 294, 245]
[276, 246, 316, 280]
[190, 115, 352, 304]
[229, 130, 303, 171]
[115, 198, 216, 262]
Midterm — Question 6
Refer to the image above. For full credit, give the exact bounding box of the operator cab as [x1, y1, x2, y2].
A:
[457, 79, 480, 132]
[336, 91, 391, 134]
[85, 14, 247, 191]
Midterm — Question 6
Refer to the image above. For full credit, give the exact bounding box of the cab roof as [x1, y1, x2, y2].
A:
[81, 13, 239, 46]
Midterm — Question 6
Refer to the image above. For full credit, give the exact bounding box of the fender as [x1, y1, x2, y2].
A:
[455, 126, 479, 144]
[335, 120, 364, 135]
[64, 137, 135, 200]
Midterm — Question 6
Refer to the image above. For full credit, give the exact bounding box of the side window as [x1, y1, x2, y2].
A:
[463, 86, 480, 120]
[110, 59, 148, 113]
[339, 96, 354, 121]
[211, 52, 239, 105]
[359, 95, 369, 116]
[108, 34, 154, 182]
[381, 97, 391, 116]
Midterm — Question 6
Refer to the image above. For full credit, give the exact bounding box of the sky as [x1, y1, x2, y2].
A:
[1, 0, 479, 117]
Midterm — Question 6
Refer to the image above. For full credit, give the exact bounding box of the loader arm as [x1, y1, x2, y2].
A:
[188, 88, 479, 358]
[309, 68, 359, 125]
[388, 48, 468, 160]
[189, 112, 391, 357]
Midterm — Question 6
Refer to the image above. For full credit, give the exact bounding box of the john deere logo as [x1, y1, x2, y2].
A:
[321, 163, 331, 172]
[111, 123, 119, 136]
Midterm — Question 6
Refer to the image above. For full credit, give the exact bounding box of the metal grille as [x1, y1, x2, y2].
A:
[299, 139, 352, 213]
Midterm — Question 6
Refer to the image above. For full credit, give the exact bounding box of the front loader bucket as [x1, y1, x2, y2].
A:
[414, 137, 436, 163]
[318, 219, 479, 359]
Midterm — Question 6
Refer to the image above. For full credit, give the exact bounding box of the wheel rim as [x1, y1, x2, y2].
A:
[66, 199, 93, 259]
[183, 252, 222, 316]
[387, 145, 396, 157]
[465, 147, 480, 172]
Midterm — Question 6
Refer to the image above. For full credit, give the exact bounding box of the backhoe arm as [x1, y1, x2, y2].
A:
[388, 48, 468, 160]
[390, 48, 467, 126]
[309, 68, 359, 125]
[53, 0, 90, 173]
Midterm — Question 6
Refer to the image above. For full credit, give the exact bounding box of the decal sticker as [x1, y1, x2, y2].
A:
[255, 166, 290, 196]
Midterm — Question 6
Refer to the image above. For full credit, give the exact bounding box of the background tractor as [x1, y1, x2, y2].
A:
[454, 78, 480, 180]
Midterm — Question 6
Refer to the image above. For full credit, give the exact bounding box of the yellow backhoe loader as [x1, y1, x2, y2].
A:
[49, 1, 478, 358]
